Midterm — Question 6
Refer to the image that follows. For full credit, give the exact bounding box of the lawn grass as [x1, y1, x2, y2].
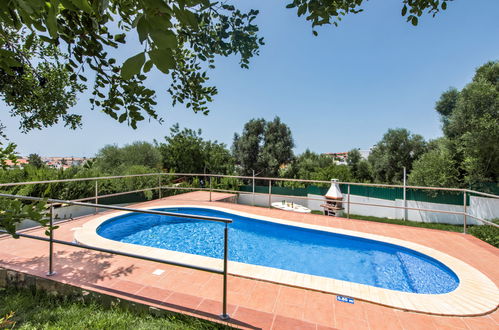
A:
[343, 213, 464, 232]
[0, 287, 229, 330]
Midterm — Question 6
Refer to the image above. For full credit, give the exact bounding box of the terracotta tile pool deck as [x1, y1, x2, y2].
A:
[1, 191, 498, 329]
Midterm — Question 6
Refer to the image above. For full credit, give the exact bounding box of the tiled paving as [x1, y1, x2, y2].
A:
[1, 191, 498, 329]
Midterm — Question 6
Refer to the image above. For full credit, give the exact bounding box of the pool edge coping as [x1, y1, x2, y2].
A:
[73, 203, 499, 316]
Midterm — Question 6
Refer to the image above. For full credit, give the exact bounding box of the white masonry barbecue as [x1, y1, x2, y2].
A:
[321, 179, 344, 216]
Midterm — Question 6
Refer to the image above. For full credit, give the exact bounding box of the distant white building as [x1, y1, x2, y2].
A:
[322, 147, 373, 165]
[358, 148, 372, 160]
[322, 152, 349, 165]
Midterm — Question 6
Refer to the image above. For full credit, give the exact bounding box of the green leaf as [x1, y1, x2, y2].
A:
[174, 7, 198, 29]
[149, 30, 177, 49]
[114, 33, 126, 43]
[69, 0, 93, 14]
[47, 1, 59, 39]
[442, 2, 447, 10]
[401, 5, 407, 16]
[411, 16, 418, 26]
[121, 52, 145, 80]
[118, 113, 127, 123]
[39, 35, 55, 43]
[17, 0, 34, 13]
[24, 33, 35, 50]
[60, 0, 78, 10]
[148, 49, 174, 73]
[297, 4, 307, 16]
[183, 10, 198, 28]
[143, 60, 153, 73]
[137, 16, 149, 43]
[142, 0, 171, 13]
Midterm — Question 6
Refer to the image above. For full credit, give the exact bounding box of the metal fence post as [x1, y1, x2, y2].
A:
[463, 191, 467, 234]
[403, 167, 407, 221]
[158, 175, 162, 199]
[268, 180, 272, 208]
[209, 176, 212, 202]
[220, 223, 230, 320]
[347, 184, 351, 219]
[47, 204, 56, 276]
[94, 180, 98, 214]
[252, 170, 255, 206]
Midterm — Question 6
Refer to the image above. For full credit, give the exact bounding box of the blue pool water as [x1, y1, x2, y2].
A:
[97, 207, 459, 294]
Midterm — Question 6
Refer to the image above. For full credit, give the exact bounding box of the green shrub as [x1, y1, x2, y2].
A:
[468, 219, 499, 248]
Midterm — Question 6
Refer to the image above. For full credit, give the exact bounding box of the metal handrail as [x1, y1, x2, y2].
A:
[164, 173, 477, 193]
[0, 230, 224, 274]
[71, 187, 158, 202]
[465, 189, 499, 199]
[2, 172, 497, 197]
[463, 213, 499, 227]
[157, 186, 499, 228]
[1, 170, 496, 200]
[0, 192, 232, 319]
[1, 172, 497, 227]
[0, 193, 231, 223]
[1, 171, 496, 228]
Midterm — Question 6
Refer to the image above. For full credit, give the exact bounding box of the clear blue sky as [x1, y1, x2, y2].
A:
[2, 0, 498, 157]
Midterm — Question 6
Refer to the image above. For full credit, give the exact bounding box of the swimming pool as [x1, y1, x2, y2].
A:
[97, 207, 459, 294]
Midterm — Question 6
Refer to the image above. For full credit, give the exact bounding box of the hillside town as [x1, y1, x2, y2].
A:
[5, 156, 91, 169]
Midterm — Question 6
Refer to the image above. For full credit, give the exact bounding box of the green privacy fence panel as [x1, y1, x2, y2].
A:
[340, 185, 466, 206]
[239, 185, 329, 197]
[238, 184, 468, 206]
[239, 185, 270, 195]
[339, 185, 402, 201]
[98, 192, 151, 205]
[405, 188, 466, 206]
[239, 185, 309, 196]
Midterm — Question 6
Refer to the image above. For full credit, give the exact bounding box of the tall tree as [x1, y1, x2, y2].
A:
[313, 163, 352, 182]
[232, 118, 266, 176]
[233, 117, 294, 177]
[95, 141, 162, 173]
[27, 153, 44, 168]
[261, 117, 295, 177]
[347, 149, 362, 175]
[434, 61, 499, 185]
[368, 128, 427, 184]
[203, 141, 235, 175]
[408, 138, 460, 188]
[347, 149, 372, 182]
[158, 124, 234, 174]
[159, 124, 205, 174]
[281, 149, 333, 180]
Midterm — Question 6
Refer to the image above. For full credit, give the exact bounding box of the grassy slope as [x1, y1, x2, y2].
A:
[0, 288, 229, 330]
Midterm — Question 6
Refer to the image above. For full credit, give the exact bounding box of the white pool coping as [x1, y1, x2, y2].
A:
[73, 204, 499, 316]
